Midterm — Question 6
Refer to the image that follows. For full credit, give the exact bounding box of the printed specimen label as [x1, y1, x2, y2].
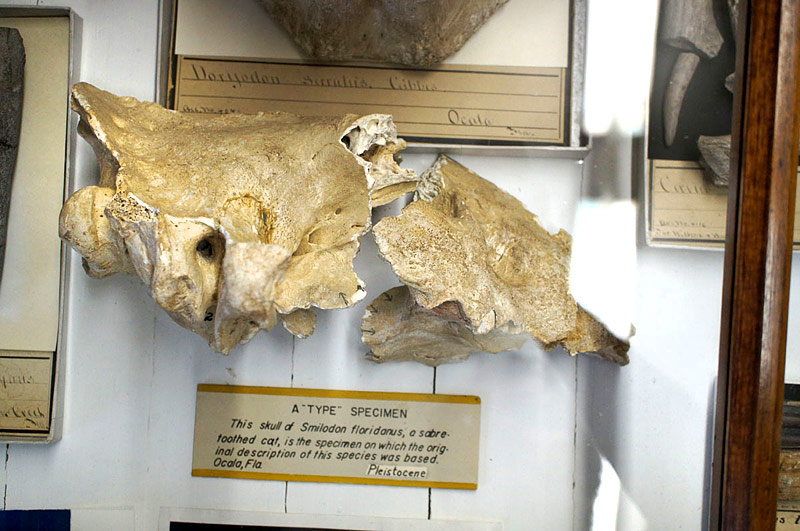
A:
[192, 385, 481, 489]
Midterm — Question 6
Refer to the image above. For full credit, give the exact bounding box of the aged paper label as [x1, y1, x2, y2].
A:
[777, 507, 800, 529]
[0, 351, 52, 433]
[174, 56, 566, 145]
[648, 160, 800, 248]
[192, 385, 481, 489]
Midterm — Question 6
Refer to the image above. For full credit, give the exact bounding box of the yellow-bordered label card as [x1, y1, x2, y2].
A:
[192, 385, 481, 489]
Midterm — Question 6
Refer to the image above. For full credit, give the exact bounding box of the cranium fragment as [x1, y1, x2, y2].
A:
[60, 83, 416, 353]
[363, 155, 631, 366]
[258, 0, 508, 66]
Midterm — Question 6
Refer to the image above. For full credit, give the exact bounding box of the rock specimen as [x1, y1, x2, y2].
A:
[0, 28, 25, 284]
[698, 134, 732, 186]
[258, 0, 508, 66]
[660, 0, 723, 146]
[59, 83, 417, 353]
[363, 156, 631, 366]
[698, 132, 800, 187]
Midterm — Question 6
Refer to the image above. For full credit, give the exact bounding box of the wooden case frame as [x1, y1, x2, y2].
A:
[711, 0, 800, 527]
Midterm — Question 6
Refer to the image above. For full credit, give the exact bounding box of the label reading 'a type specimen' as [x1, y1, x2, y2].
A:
[192, 385, 481, 489]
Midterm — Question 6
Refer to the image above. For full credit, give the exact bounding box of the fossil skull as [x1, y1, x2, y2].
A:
[60, 83, 416, 353]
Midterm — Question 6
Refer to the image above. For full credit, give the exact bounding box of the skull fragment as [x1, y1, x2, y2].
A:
[363, 155, 631, 366]
[59, 83, 417, 353]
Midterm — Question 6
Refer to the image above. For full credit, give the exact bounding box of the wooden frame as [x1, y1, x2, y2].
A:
[711, 0, 800, 528]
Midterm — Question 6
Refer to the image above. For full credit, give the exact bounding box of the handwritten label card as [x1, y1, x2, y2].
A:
[192, 385, 481, 489]
[174, 56, 566, 145]
[0, 351, 52, 433]
[648, 160, 800, 248]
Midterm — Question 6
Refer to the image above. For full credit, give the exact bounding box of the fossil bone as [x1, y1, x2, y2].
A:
[663, 52, 700, 147]
[698, 134, 732, 186]
[699, 134, 800, 187]
[728, 0, 740, 45]
[660, 0, 723, 58]
[660, 0, 723, 147]
[59, 83, 417, 353]
[363, 285, 527, 366]
[258, 0, 508, 66]
[363, 155, 631, 366]
[0, 28, 24, 284]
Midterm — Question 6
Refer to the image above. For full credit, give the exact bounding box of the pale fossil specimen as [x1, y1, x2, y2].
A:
[258, 0, 508, 66]
[362, 156, 630, 366]
[59, 83, 416, 353]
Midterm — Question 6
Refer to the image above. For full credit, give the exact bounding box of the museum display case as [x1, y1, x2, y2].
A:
[0, 0, 797, 529]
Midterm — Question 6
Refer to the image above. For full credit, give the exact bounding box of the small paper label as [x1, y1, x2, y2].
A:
[0, 351, 52, 433]
[647, 159, 800, 248]
[777, 508, 800, 529]
[173, 56, 567, 145]
[192, 385, 481, 489]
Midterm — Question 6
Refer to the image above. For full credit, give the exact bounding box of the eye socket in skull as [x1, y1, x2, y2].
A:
[196, 238, 215, 259]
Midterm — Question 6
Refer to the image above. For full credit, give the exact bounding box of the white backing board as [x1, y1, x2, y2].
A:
[0, 16, 70, 352]
[175, 0, 570, 68]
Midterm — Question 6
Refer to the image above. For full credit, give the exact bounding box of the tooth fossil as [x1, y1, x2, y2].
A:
[257, 0, 509, 66]
[660, 0, 723, 147]
[59, 83, 417, 353]
[663, 52, 700, 147]
[362, 155, 631, 366]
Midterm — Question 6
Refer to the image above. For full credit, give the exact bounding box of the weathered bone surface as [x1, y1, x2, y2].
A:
[363, 155, 631, 366]
[59, 83, 417, 353]
[698, 134, 732, 186]
[725, 72, 736, 94]
[663, 52, 700, 147]
[363, 285, 527, 366]
[660, 0, 723, 58]
[258, 0, 508, 66]
[0, 28, 24, 285]
[660, 0, 723, 147]
[728, 0, 740, 45]
[699, 134, 800, 188]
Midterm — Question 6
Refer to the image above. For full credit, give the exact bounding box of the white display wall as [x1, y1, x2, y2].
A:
[6, 1, 790, 529]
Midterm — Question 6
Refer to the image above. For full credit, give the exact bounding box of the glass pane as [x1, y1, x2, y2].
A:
[0, 1, 743, 530]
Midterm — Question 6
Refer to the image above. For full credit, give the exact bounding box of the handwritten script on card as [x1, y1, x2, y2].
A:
[648, 160, 800, 248]
[173, 56, 567, 145]
[0, 352, 52, 432]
